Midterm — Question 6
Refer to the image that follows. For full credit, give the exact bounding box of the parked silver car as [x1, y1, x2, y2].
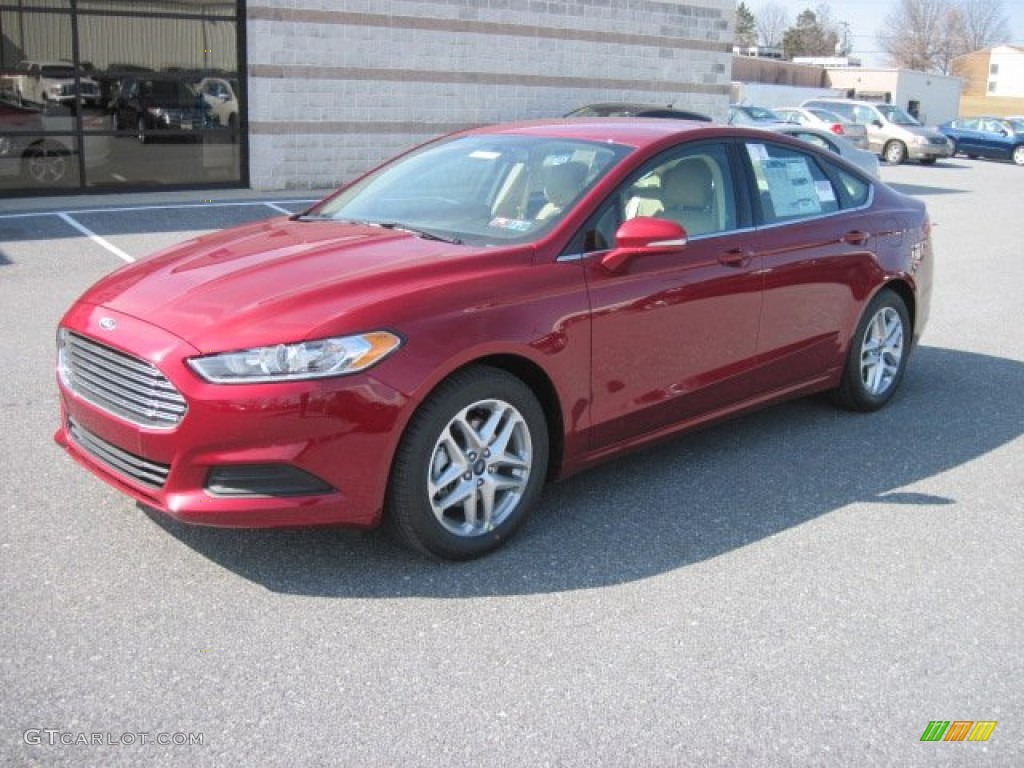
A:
[774, 106, 869, 150]
[801, 98, 951, 165]
[763, 123, 880, 178]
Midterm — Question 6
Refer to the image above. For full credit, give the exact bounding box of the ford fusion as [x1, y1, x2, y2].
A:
[55, 120, 933, 559]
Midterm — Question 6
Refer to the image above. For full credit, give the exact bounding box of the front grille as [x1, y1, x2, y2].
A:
[61, 332, 187, 428]
[68, 418, 171, 490]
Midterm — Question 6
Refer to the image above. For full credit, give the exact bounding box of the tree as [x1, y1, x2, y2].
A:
[877, 0, 1011, 73]
[736, 2, 758, 48]
[783, 7, 840, 58]
[877, 0, 954, 71]
[956, 0, 1010, 52]
[755, 2, 789, 48]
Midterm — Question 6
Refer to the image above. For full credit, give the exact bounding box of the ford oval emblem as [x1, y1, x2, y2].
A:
[98, 317, 117, 331]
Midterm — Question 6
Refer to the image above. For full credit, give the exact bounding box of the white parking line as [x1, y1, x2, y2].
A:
[0, 200, 319, 220]
[56, 212, 136, 264]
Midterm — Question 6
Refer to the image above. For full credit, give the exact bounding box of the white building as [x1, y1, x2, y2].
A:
[823, 68, 962, 125]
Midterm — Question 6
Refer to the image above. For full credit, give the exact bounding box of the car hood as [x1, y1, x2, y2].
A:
[898, 124, 946, 139]
[77, 217, 517, 350]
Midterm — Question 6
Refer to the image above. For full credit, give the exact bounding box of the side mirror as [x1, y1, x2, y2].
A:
[601, 217, 687, 272]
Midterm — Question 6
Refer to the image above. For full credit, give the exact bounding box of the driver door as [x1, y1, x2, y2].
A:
[571, 142, 765, 451]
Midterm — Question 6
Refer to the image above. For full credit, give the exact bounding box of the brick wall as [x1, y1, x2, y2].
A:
[246, 0, 734, 190]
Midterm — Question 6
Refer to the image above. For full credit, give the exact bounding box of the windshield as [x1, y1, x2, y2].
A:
[1007, 119, 1024, 133]
[743, 106, 781, 121]
[309, 134, 631, 246]
[876, 105, 920, 126]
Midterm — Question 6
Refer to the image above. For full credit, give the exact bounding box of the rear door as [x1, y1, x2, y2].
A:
[741, 137, 880, 392]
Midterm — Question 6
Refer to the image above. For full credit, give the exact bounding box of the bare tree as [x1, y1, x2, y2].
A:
[956, 0, 1011, 52]
[877, 0, 1011, 72]
[755, 2, 789, 48]
[877, 0, 956, 71]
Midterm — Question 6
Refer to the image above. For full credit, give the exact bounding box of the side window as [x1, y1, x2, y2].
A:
[622, 144, 736, 237]
[567, 143, 737, 255]
[744, 141, 841, 224]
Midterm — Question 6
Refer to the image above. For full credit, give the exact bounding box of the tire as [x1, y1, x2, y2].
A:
[22, 144, 69, 186]
[948, 138, 958, 157]
[111, 111, 121, 132]
[883, 140, 907, 165]
[386, 366, 549, 560]
[833, 290, 911, 412]
[136, 115, 148, 144]
[1012, 145, 1024, 166]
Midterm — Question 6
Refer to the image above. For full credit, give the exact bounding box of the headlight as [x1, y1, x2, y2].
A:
[187, 332, 402, 384]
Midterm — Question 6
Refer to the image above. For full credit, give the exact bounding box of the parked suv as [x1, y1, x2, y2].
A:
[801, 98, 951, 165]
[110, 75, 212, 143]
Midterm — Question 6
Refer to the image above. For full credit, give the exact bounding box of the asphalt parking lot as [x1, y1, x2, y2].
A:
[1, 159, 1022, 767]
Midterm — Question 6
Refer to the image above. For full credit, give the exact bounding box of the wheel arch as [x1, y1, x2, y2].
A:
[880, 278, 916, 335]
[440, 354, 565, 482]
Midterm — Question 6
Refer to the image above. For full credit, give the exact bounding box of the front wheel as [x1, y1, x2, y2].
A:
[833, 290, 911, 412]
[1012, 145, 1024, 166]
[136, 116, 148, 144]
[22, 144, 69, 186]
[883, 140, 907, 165]
[386, 366, 549, 560]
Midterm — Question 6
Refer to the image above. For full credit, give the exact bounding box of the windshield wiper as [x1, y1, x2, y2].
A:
[376, 222, 463, 245]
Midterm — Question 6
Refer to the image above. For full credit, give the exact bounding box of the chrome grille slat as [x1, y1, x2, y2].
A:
[63, 332, 187, 428]
[68, 418, 170, 489]
[71, 363, 185, 415]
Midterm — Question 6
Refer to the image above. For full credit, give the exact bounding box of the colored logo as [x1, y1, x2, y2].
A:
[921, 721, 997, 742]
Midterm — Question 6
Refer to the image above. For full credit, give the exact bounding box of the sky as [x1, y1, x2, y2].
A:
[762, 0, 1024, 67]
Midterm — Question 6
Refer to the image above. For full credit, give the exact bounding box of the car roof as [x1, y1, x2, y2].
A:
[458, 118, 723, 148]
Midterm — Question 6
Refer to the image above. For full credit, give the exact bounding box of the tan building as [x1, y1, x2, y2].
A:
[951, 45, 1024, 117]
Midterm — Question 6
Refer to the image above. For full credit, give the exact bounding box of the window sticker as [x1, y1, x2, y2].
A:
[815, 180, 837, 203]
[762, 157, 821, 217]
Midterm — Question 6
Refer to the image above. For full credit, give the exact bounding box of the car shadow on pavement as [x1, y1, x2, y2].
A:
[142, 345, 1023, 598]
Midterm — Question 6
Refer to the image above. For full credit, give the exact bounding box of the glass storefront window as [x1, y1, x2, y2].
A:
[0, 1, 243, 196]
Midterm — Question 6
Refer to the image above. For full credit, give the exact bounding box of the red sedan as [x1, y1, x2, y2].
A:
[55, 119, 933, 559]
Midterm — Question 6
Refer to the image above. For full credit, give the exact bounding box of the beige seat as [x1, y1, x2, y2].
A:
[535, 161, 589, 221]
[658, 159, 717, 236]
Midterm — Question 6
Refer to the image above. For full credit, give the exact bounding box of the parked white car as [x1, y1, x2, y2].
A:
[0, 101, 111, 186]
[11, 61, 101, 107]
[774, 106, 870, 150]
[197, 77, 239, 138]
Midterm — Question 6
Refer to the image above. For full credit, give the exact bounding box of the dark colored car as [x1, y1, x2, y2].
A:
[566, 103, 712, 122]
[938, 116, 1024, 165]
[109, 75, 212, 143]
[55, 120, 933, 560]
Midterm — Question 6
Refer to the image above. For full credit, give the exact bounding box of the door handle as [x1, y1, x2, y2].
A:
[717, 248, 753, 268]
[842, 230, 870, 246]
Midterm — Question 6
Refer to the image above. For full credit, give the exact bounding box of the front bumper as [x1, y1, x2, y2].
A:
[54, 306, 410, 528]
[908, 141, 953, 160]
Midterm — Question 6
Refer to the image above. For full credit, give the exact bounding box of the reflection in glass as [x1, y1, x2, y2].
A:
[0, 2, 242, 194]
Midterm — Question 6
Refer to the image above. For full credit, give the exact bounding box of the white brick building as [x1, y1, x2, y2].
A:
[246, 0, 735, 190]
